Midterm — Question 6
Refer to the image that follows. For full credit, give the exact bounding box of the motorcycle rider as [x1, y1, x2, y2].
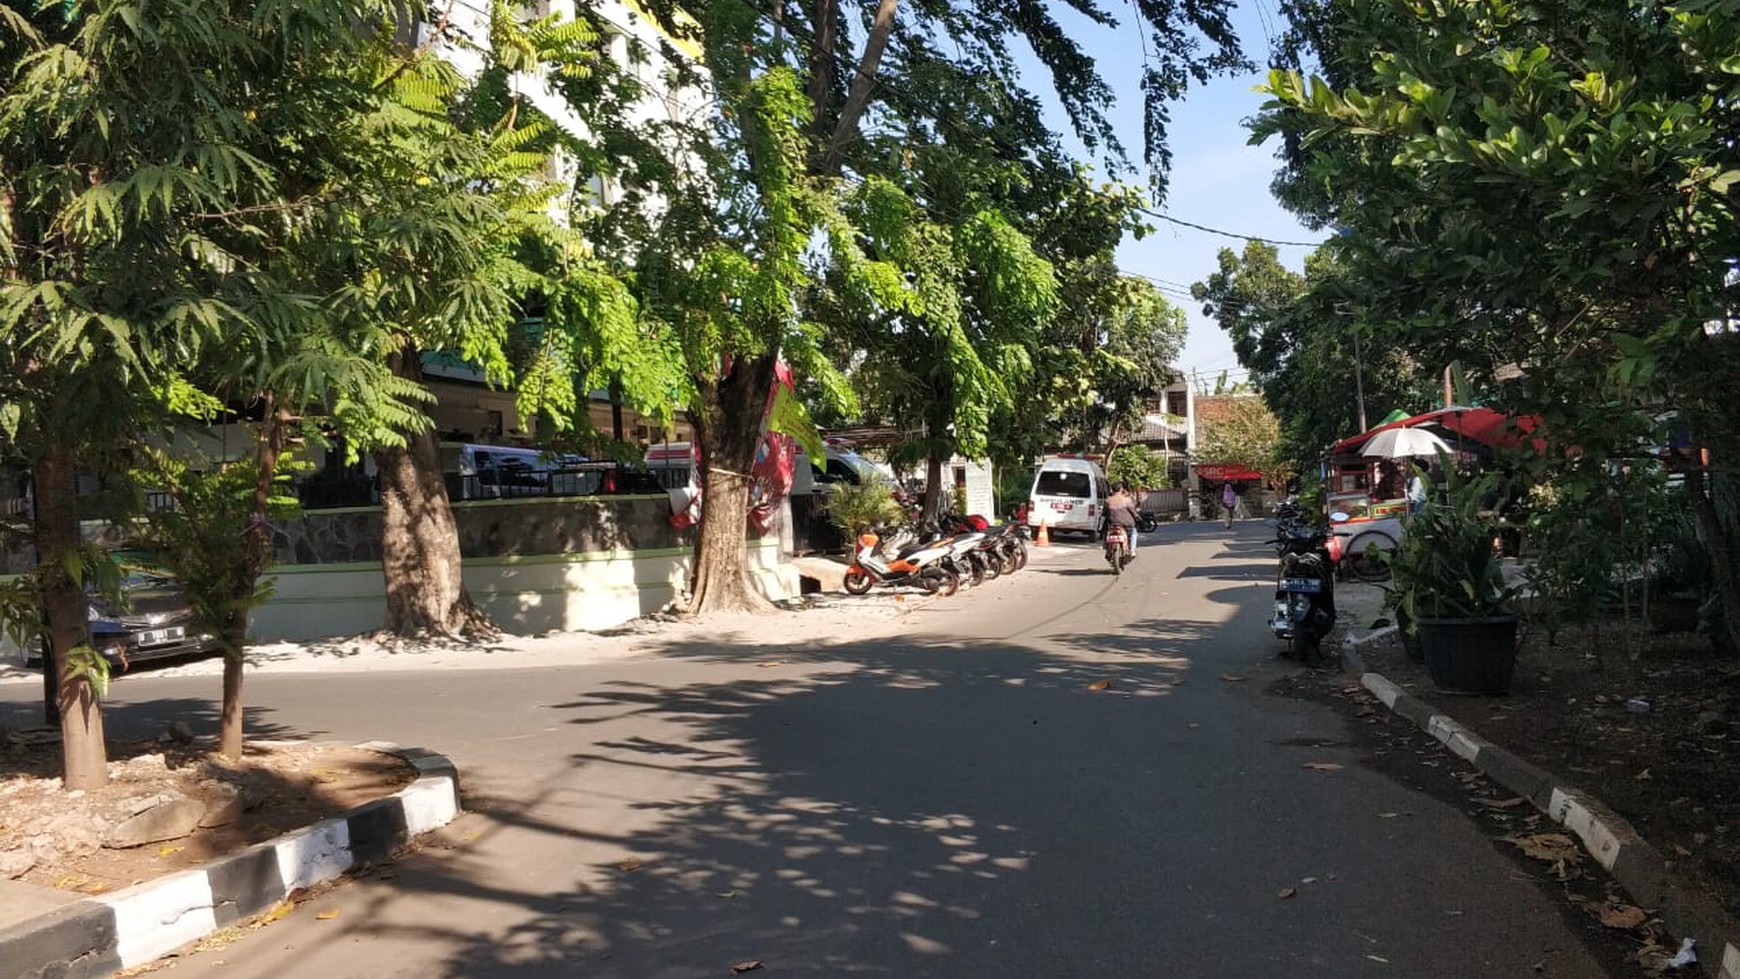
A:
[1105, 483, 1142, 557]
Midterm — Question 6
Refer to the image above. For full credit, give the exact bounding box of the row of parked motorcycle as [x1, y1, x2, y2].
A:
[1267, 498, 1341, 666]
[841, 510, 1030, 597]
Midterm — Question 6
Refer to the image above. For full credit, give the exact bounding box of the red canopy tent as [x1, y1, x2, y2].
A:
[1328, 407, 1544, 457]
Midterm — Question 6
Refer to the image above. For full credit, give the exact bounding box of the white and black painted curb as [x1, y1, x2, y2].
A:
[1, 742, 460, 979]
[1343, 631, 1740, 979]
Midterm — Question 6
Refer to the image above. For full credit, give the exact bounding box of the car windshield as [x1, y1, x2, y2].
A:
[1035, 471, 1091, 498]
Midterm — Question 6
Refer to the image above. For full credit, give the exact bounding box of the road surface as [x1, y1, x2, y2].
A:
[1, 523, 1632, 977]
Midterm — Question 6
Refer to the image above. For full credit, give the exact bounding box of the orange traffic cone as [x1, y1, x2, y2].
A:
[1036, 523, 1050, 547]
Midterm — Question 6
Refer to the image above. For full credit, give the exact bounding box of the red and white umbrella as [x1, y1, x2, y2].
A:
[1361, 427, 1452, 459]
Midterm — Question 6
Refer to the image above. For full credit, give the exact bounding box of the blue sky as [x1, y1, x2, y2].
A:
[1021, 0, 1325, 383]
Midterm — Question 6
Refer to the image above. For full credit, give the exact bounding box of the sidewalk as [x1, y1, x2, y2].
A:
[1333, 578, 1740, 979]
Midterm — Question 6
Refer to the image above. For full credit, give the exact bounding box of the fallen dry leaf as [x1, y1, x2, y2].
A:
[618, 857, 643, 872]
[1219, 674, 1248, 683]
[1481, 797, 1527, 809]
[1277, 887, 1297, 899]
[1087, 678, 1113, 691]
[1378, 812, 1400, 819]
[731, 961, 764, 974]
[157, 845, 184, 858]
[1598, 903, 1648, 930]
[1505, 833, 1581, 865]
[756, 661, 782, 668]
[1302, 762, 1344, 772]
[314, 911, 339, 921]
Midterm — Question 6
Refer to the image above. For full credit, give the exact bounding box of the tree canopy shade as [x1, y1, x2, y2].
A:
[0, 0, 460, 784]
[607, 0, 1250, 609]
[1252, 0, 1740, 651]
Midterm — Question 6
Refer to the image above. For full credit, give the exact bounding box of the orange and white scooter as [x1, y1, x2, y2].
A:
[842, 531, 961, 597]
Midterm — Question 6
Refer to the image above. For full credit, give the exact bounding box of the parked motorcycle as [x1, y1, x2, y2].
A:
[1269, 525, 1338, 664]
[843, 532, 960, 597]
[940, 511, 1027, 576]
[1104, 523, 1133, 575]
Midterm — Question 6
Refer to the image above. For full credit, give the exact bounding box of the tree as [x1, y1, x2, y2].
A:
[1107, 444, 1172, 491]
[1194, 396, 1294, 490]
[338, 4, 676, 638]
[824, 177, 1058, 519]
[1, 0, 380, 786]
[1192, 242, 1434, 460]
[1253, 0, 1740, 651]
[618, 0, 1250, 612]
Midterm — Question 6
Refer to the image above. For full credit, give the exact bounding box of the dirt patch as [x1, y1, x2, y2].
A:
[1354, 618, 1740, 928]
[0, 735, 416, 895]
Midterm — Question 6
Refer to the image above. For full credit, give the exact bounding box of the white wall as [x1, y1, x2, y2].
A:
[252, 539, 796, 641]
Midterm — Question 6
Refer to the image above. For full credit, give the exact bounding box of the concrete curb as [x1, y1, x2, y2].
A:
[1341, 632, 1740, 979]
[1, 742, 460, 979]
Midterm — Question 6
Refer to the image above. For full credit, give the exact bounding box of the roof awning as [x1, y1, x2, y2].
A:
[1328, 407, 1543, 457]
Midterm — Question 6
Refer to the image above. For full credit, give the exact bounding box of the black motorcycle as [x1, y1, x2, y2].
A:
[1270, 526, 1337, 664]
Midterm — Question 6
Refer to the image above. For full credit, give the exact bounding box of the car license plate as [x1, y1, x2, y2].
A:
[136, 627, 185, 647]
[1281, 577, 1322, 593]
[1050, 501, 1073, 511]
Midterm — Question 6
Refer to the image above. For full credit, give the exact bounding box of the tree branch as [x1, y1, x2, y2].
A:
[818, 0, 899, 176]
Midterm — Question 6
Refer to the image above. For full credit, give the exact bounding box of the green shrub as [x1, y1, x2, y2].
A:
[823, 481, 907, 539]
[1107, 445, 1171, 490]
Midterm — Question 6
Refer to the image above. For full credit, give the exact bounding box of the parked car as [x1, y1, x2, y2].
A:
[22, 569, 223, 672]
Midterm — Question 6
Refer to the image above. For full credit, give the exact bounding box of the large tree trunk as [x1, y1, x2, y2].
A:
[687, 354, 779, 614]
[1687, 461, 1740, 655]
[34, 446, 107, 790]
[923, 449, 945, 522]
[375, 347, 496, 639]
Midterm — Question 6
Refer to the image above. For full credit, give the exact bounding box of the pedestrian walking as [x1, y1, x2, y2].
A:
[1221, 482, 1238, 529]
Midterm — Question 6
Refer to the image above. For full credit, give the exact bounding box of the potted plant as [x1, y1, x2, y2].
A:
[1388, 459, 1523, 694]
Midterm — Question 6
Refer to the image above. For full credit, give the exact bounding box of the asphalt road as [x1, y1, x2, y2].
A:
[2, 524, 1628, 977]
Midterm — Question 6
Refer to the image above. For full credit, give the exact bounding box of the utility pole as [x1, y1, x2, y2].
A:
[1353, 333, 1368, 432]
[1443, 364, 1455, 409]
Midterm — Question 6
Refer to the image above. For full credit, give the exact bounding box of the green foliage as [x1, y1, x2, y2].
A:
[1386, 457, 1521, 622]
[1107, 445, 1172, 490]
[1193, 397, 1295, 489]
[822, 481, 907, 539]
[134, 447, 299, 658]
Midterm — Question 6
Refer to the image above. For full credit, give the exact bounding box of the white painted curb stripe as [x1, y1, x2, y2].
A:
[398, 776, 459, 836]
[1361, 672, 1403, 708]
[1547, 788, 1624, 871]
[95, 869, 219, 968]
[1426, 714, 1493, 763]
[275, 816, 354, 894]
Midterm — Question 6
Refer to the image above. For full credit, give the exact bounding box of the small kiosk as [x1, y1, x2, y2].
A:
[1322, 406, 1544, 558]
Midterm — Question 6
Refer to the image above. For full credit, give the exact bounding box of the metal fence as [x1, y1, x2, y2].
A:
[290, 465, 671, 510]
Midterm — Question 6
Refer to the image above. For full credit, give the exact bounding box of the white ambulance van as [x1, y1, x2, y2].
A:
[1027, 456, 1111, 538]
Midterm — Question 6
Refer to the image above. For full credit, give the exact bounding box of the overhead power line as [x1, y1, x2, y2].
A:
[1137, 207, 1323, 248]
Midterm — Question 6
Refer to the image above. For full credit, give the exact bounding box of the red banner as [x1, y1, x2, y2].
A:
[1194, 463, 1264, 482]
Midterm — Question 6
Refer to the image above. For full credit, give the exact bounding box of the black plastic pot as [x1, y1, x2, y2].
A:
[1417, 614, 1518, 695]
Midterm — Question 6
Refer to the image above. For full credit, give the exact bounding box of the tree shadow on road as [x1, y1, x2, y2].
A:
[305, 620, 1241, 978]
